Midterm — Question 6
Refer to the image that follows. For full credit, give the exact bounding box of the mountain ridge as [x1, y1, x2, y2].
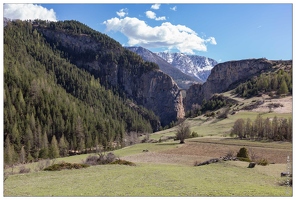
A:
[125, 46, 199, 89]
[156, 52, 218, 83]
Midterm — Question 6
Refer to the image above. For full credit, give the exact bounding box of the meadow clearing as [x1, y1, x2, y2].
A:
[3, 96, 293, 197]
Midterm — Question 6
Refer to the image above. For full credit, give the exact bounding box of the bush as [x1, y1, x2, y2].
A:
[237, 147, 249, 158]
[110, 159, 136, 166]
[191, 131, 199, 138]
[44, 162, 89, 171]
[257, 158, 269, 166]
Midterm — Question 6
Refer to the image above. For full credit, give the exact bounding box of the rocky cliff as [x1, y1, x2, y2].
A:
[38, 27, 185, 126]
[184, 58, 274, 111]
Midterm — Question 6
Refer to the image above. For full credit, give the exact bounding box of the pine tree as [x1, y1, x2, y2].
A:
[75, 116, 85, 152]
[4, 136, 16, 166]
[49, 135, 60, 158]
[39, 132, 49, 159]
[278, 78, 288, 95]
[59, 134, 69, 157]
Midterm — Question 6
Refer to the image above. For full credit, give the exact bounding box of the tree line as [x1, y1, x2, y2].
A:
[4, 20, 159, 166]
[234, 68, 292, 98]
[231, 115, 292, 142]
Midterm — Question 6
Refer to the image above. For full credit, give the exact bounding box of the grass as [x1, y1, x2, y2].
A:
[4, 95, 292, 197]
[150, 110, 292, 140]
[4, 162, 291, 197]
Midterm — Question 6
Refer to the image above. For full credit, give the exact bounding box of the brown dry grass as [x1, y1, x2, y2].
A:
[122, 139, 292, 166]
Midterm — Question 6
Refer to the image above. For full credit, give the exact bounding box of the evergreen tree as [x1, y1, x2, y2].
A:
[39, 132, 49, 159]
[59, 134, 69, 157]
[49, 135, 60, 158]
[4, 136, 16, 165]
[278, 78, 288, 95]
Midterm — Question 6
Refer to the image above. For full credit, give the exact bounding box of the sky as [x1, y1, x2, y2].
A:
[2, 1, 293, 63]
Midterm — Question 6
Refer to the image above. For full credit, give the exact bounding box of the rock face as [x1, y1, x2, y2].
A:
[126, 46, 198, 89]
[184, 58, 273, 111]
[156, 52, 218, 83]
[39, 28, 185, 126]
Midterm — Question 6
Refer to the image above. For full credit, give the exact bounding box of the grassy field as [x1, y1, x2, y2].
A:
[3, 95, 293, 197]
[4, 162, 292, 197]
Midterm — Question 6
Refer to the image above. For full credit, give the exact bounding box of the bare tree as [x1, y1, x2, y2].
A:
[176, 121, 191, 144]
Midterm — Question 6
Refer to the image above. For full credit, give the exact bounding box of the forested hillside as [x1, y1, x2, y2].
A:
[34, 20, 185, 126]
[4, 19, 160, 165]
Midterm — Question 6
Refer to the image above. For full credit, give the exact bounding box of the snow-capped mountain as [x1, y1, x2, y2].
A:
[156, 52, 218, 83]
[126, 46, 199, 89]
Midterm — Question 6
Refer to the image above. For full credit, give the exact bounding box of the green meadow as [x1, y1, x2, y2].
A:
[3, 103, 292, 197]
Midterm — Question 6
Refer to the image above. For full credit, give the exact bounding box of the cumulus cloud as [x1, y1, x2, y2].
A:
[116, 8, 128, 18]
[4, 3, 57, 21]
[170, 6, 177, 11]
[145, 11, 166, 21]
[151, 4, 161, 10]
[103, 17, 217, 54]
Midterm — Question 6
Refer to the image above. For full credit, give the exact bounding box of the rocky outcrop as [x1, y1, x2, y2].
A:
[38, 28, 185, 126]
[184, 59, 274, 111]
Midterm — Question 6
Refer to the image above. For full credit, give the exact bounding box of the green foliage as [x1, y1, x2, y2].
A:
[186, 94, 232, 118]
[190, 131, 199, 138]
[237, 147, 249, 159]
[4, 19, 158, 165]
[110, 159, 136, 166]
[44, 162, 90, 171]
[234, 68, 292, 98]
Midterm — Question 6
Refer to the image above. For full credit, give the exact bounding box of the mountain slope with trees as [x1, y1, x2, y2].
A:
[3, 19, 160, 165]
[35, 20, 185, 126]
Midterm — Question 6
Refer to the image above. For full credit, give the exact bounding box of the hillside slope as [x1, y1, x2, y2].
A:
[36, 20, 185, 126]
[3, 19, 162, 164]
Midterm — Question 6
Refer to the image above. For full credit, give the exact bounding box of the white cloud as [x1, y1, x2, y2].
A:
[145, 11, 166, 21]
[103, 17, 217, 54]
[146, 11, 156, 19]
[205, 37, 217, 45]
[4, 3, 57, 21]
[116, 8, 128, 18]
[170, 6, 177, 11]
[151, 4, 161, 10]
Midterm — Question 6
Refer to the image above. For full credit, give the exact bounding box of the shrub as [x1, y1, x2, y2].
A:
[237, 147, 249, 158]
[44, 162, 89, 171]
[257, 158, 269, 166]
[191, 131, 199, 138]
[110, 159, 136, 166]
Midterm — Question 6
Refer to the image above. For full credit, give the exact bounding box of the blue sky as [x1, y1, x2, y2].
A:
[3, 2, 293, 63]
